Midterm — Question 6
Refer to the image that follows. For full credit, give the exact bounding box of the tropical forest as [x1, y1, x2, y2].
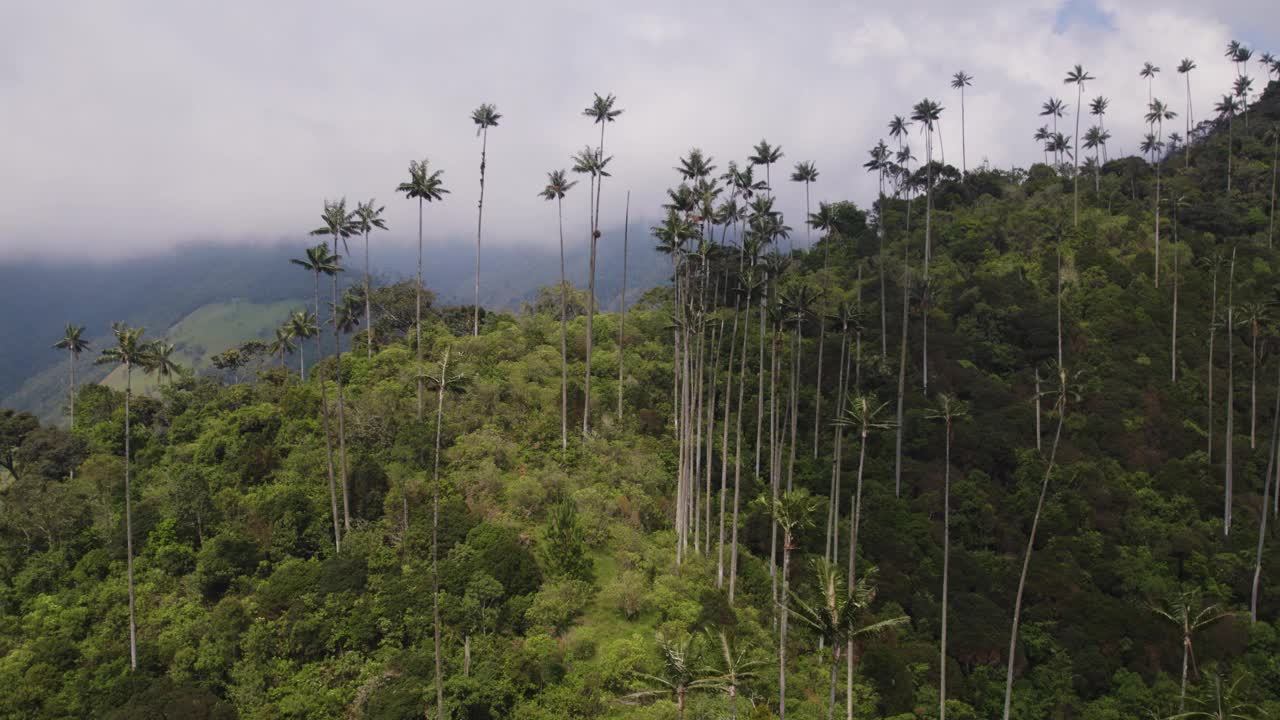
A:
[4, 41, 1280, 720]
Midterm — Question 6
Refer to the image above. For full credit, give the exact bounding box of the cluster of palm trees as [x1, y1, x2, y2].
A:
[51, 321, 181, 671]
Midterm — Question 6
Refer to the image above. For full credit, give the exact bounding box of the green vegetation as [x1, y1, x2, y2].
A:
[5, 58, 1280, 720]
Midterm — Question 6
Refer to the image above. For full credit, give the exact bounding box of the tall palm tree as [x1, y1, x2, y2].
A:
[1199, 251, 1227, 464]
[470, 103, 501, 336]
[1040, 98, 1066, 165]
[704, 631, 763, 720]
[834, 393, 896, 594]
[52, 324, 89, 428]
[396, 158, 449, 418]
[144, 341, 180, 386]
[1140, 61, 1160, 105]
[1090, 96, 1110, 161]
[571, 144, 613, 436]
[1083, 126, 1110, 193]
[286, 310, 317, 380]
[790, 161, 819, 251]
[310, 200, 357, 533]
[540, 169, 577, 454]
[352, 199, 387, 358]
[1033, 125, 1052, 165]
[1215, 95, 1240, 194]
[426, 346, 465, 719]
[1151, 590, 1231, 712]
[912, 98, 944, 279]
[1064, 65, 1095, 226]
[789, 560, 908, 720]
[951, 71, 974, 174]
[1234, 74, 1254, 129]
[1146, 99, 1177, 287]
[754, 489, 819, 720]
[1178, 58, 1198, 166]
[1003, 362, 1079, 720]
[622, 633, 716, 720]
[290, 243, 343, 552]
[269, 326, 297, 368]
[95, 322, 154, 670]
[926, 394, 968, 720]
[749, 139, 784, 198]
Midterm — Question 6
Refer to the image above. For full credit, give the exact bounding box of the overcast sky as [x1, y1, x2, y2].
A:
[2, 0, 1276, 260]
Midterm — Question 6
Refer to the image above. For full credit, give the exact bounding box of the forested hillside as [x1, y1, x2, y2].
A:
[2, 75, 1280, 720]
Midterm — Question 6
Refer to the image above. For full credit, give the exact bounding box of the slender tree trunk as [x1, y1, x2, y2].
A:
[416, 199, 424, 420]
[1034, 367, 1042, 452]
[1172, 244, 1179, 382]
[365, 230, 373, 358]
[1003, 401, 1067, 720]
[618, 192, 630, 419]
[68, 350, 76, 429]
[1209, 268, 1219, 463]
[1057, 247, 1064, 368]
[895, 254, 910, 497]
[940, 420, 952, 720]
[124, 365, 137, 670]
[1178, 630, 1189, 713]
[431, 350, 450, 719]
[787, 318, 799, 491]
[1155, 161, 1162, 288]
[718, 298, 740, 586]
[1226, 250, 1237, 536]
[1251, 328, 1259, 449]
[960, 86, 967, 175]
[779, 532, 792, 720]
[315, 273, 340, 552]
[729, 293, 752, 603]
[825, 329, 849, 564]
[583, 123, 608, 436]
[557, 197, 568, 455]
[1227, 116, 1234, 195]
[769, 321, 781, 602]
[1074, 84, 1082, 226]
[331, 272, 351, 531]
[756, 291, 766, 479]
[473, 127, 488, 337]
[1185, 73, 1193, 169]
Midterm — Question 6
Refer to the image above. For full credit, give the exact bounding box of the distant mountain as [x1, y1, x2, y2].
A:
[0, 225, 666, 418]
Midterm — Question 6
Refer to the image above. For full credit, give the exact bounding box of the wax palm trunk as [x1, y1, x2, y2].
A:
[557, 197, 568, 453]
[124, 364, 137, 669]
[332, 273, 351, 530]
[1003, 398, 1067, 720]
[314, 273, 341, 551]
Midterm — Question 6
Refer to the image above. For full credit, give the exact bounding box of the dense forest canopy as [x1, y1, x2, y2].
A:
[3, 52, 1280, 720]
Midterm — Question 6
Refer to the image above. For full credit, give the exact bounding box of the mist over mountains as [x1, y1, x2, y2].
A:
[0, 224, 666, 413]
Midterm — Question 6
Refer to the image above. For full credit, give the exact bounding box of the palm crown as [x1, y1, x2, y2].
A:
[53, 324, 90, 355]
[396, 158, 449, 203]
[1177, 57, 1197, 74]
[353, 199, 387, 236]
[96, 322, 152, 370]
[748, 139, 784, 167]
[790, 161, 818, 183]
[539, 169, 576, 201]
[582, 92, 622, 124]
[1139, 61, 1160, 79]
[950, 71, 973, 89]
[291, 243, 342, 277]
[470, 103, 501, 136]
[310, 198, 358, 253]
[1063, 64, 1094, 86]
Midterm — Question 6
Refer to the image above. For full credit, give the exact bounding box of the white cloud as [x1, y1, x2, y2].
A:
[0, 0, 1273, 259]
